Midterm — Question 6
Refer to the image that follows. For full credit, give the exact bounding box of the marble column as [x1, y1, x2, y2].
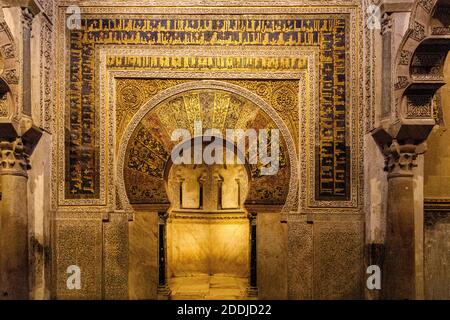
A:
[382, 140, 424, 299]
[247, 212, 258, 297]
[0, 137, 31, 299]
[157, 211, 171, 299]
[213, 170, 223, 210]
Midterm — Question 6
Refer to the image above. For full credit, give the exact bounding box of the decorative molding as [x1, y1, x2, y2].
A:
[57, 0, 361, 6]
[36, 0, 54, 20]
[21, 8, 35, 31]
[55, 7, 363, 212]
[170, 211, 248, 220]
[399, 50, 412, 66]
[406, 94, 433, 118]
[3, 69, 19, 84]
[410, 51, 446, 80]
[53, 6, 366, 216]
[0, 19, 19, 114]
[432, 26, 450, 35]
[424, 211, 450, 228]
[418, 0, 435, 13]
[394, 76, 409, 90]
[115, 80, 299, 214]
[410, 21, 426, 42]
[39, 20, 54, 132]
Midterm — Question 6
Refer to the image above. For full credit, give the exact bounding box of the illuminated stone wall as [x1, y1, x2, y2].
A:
[47, 1, 366, 300]
[167, 218, 250, 278]
[423, 53, 450, 300]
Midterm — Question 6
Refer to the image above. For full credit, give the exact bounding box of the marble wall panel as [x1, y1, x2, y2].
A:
[313, 220, 364, 299]
[167, 217, 249, 278]
[258, 212, 288, 300]
[103, 213, 129, 299]
[424, 217, 450, 299]
[128, 212, 158, 300]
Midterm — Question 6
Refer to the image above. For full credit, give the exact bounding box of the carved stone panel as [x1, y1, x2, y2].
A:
[313, 220, 363, 299]
[410, 22, 426, 42]
[406, 95, 433, 119]
[55, 218, 103, 299]
[103, 214, 129, 299]
[287, 219, 313, 299]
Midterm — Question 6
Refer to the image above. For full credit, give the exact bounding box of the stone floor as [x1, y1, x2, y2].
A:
[168, 274, 249, 300]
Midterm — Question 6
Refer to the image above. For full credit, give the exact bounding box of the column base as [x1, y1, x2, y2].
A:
[246, 286, 258, 299]
[157, 284, 171, 300]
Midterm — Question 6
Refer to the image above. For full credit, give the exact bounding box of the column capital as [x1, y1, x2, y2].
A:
[0, 137, 29, 176]
[381, 12, 393, 35]
[158, 211, 169, 223]
[248, 211, 257, 223]
[20, 7, 34, 30]
[383, 140, 426, 177]
[0, 118, 42, 176]
[372, 125, 429, 177]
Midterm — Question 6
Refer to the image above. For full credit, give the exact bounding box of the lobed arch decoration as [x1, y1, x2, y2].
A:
[394, 0, 450, 134]
[164, 135, 252, 212]
[162, 135, 253, 183]
[116, 80, 298, 215]
[0, 13, 19, 119]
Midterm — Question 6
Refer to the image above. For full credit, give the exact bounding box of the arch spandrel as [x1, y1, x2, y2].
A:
[117, 81, 298, 214]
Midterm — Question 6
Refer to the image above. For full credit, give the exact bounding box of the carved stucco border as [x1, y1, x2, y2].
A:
[102, 46, 316, 215]
[0, 18, 19, 117]
[57, 43, 314, 207]
[54, 6, 364, 214]
[58, 0, 361, 7]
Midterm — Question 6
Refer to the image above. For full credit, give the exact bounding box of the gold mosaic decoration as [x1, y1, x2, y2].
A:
[122, 88, 290, 204]
[116, 79, 300, 150]
[65, 15, 350, 200]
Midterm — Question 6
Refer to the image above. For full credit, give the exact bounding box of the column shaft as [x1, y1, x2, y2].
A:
[247, 212, 258, 297]
[0, 172, 29, 299]
[384, 174, 416, 299]
[382, 140, 424, 299]
[157, 211, 170, 299]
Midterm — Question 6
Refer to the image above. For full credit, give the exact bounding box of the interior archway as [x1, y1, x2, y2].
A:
[121, 84, 293, 209]
[120, 83, 295, 299]
[165, 137, 251, 299]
